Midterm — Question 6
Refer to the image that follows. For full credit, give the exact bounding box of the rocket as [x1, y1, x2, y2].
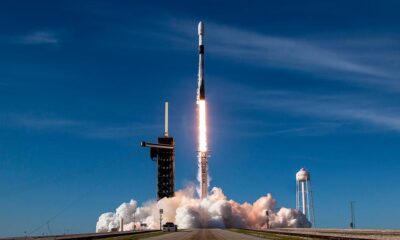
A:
[197, 21, 205, 101]
[196, 21, 208, 199]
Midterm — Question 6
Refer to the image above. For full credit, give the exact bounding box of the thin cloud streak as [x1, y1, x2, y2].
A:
[20, 31, 59, 45]
[250, 90, 400, 132]
[212, 30, 387, 77]
[218, 121, 345, 138]
[0, 30, 60, 46]
[211, 81, 400, 133]
[2, 114, 159, 140]
[10, 115, 80, 129]
[262, 123, 344, 136]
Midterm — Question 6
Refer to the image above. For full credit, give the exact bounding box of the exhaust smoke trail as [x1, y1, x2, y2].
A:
[96, 187, 310, 232]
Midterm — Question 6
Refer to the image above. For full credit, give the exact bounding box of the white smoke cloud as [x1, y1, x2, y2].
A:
[96, 186, 310, 232]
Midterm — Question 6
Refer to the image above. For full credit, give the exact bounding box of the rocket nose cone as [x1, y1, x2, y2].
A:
[198, 21, 204, 35]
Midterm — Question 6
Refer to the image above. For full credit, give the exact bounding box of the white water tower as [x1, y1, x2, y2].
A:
[296, 168, 315, 227]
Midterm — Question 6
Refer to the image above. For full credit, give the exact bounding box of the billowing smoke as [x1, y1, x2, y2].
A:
[96, 186, 310, 232]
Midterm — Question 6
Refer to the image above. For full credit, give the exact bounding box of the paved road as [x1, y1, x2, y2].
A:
[145, 229, 263, 240]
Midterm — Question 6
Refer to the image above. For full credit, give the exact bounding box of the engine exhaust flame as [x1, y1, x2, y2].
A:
[198, 100, 207, 153]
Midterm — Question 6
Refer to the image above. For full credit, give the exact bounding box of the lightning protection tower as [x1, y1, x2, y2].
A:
[296, 168, 315, 227]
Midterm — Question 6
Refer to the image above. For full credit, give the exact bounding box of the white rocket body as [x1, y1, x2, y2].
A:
[197, 21, 205, 102]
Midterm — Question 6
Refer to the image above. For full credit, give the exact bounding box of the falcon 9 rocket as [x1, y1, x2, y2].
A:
[196, 21, 208, 199]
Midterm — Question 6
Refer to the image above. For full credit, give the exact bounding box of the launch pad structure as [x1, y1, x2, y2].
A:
[141, 102, 175, 200]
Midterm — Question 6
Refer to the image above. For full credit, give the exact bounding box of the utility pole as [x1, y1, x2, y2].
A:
[133, 212, 136, 230]
[46, 221, 51, 235]
[266, 210, 270, 229]
[159, 209, 163, 230]
[350, 201, 356, 229]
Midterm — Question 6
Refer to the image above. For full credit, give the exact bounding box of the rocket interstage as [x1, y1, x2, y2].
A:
[197, 21, 209, 199]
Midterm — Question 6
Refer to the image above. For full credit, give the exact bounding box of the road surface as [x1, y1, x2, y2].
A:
[145, 229, 263, 240]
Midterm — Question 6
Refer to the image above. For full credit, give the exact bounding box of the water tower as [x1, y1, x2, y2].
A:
[296, 168, 315, 227]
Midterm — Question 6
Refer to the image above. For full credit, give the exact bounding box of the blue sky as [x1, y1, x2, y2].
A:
[1, 0, 400, 236]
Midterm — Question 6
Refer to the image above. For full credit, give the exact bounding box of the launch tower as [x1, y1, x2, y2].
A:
[141, 102, 175, 200]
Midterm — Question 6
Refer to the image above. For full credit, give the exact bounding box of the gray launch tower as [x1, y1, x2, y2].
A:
[141, 102, 175, 200]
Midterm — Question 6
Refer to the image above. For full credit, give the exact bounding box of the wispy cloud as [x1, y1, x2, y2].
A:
[209, 80, 400, 134]
[10, 115, 80, 128]
[19, 31, 59, 45]
[216, 119, 345, 137]
[260, 123, 345, 136]
[248, 89, 400, 132]
[80, 124, 158, 139]
[165, 21, 400, 91]
[3, 114, 158, 140]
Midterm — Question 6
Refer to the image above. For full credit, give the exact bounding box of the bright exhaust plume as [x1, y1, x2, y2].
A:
[197, 100, 209, 198]
[198, 100, 207, 153]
